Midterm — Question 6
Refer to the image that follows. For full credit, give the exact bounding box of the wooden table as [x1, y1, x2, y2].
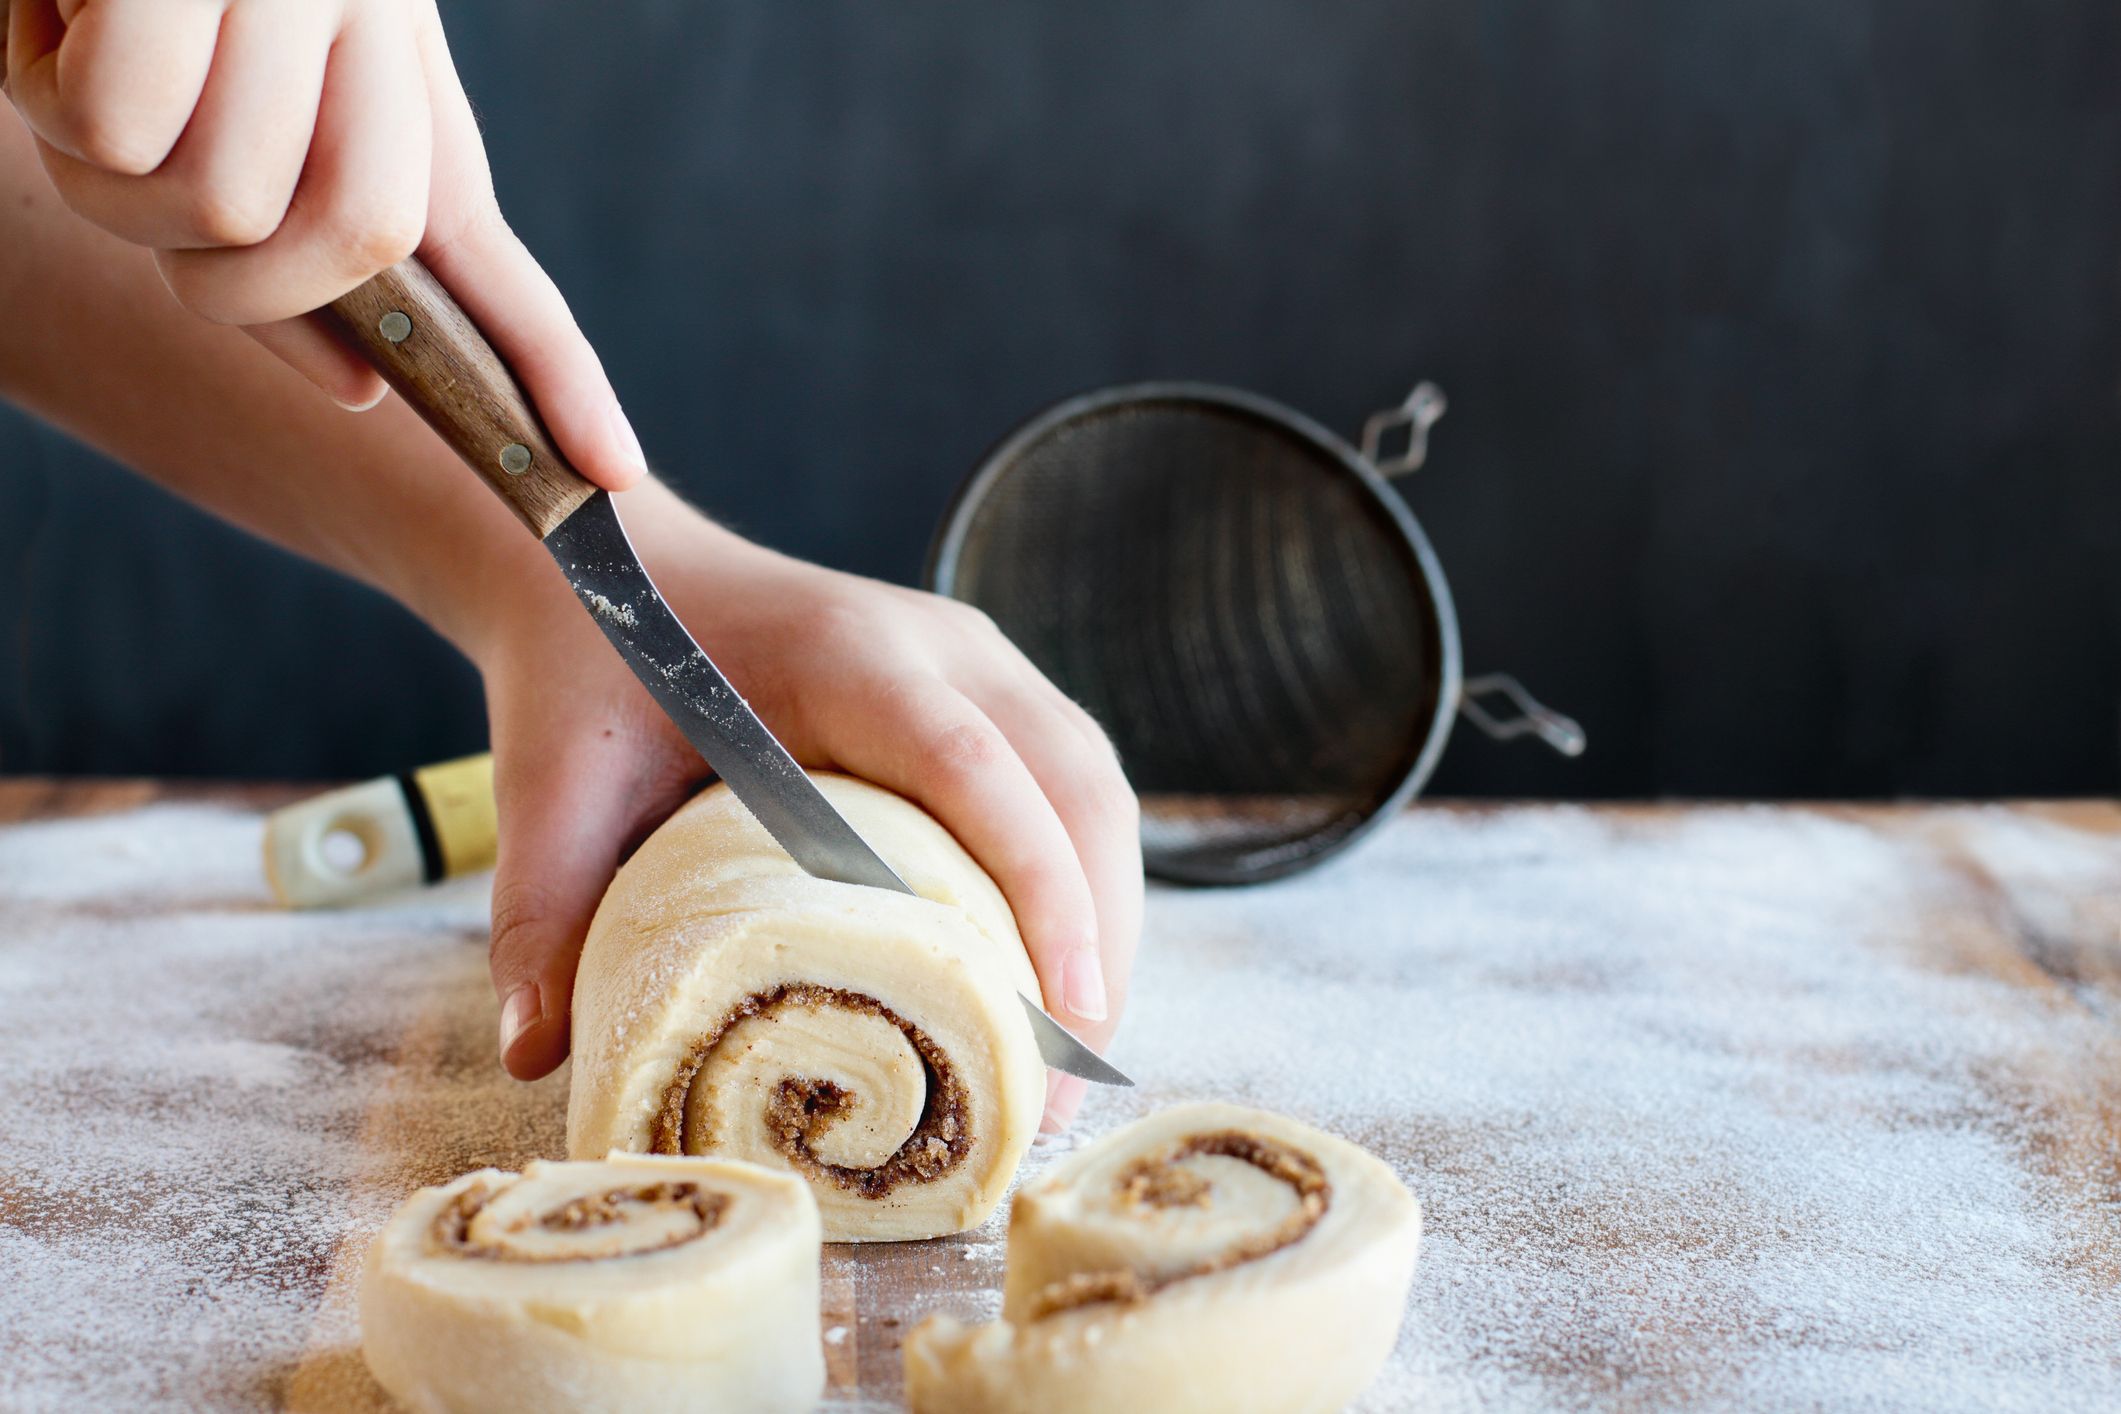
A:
[3, 783, 2118, 1412]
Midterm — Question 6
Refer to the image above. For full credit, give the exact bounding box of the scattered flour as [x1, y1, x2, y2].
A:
[1, 801, 2118, 1411]
[582, 591, 638, 630]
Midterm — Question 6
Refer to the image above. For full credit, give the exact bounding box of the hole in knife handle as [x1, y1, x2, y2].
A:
[319, 826, 371, 877]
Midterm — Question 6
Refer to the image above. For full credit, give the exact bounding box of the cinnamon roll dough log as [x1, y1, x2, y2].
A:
[904, 1103, 1422, 1414]
[568, 773, 1048, 1241]
[359, 1154, 822, 1414]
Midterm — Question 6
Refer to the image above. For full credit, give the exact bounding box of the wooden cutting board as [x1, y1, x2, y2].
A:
[2, 783, 2117, 1411]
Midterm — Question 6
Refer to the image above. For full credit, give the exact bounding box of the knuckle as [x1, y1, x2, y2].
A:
[1067, 703, 1124, 761]
[810, 600, 918, 668]
[185, 186, 283, 248]
[317, 191, 427, 280]
[1082, 769, 1141, 830]
[65, 107, 167, 177]
[346, 206, 426, 273]
[1045, 725, 1137, 829]
[805, 599, 874, 649]
[942, 598, 1000, 637]
[925, 718, 1010, 779]
[487, 876, 556, 967]
[421, 193, 506, 263]
[1059, 777, 1139, 847]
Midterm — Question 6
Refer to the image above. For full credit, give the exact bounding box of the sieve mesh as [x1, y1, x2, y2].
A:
[928, 386, 1460, 883]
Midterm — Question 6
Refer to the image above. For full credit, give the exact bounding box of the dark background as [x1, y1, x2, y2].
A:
[3, 1, 2117, 795]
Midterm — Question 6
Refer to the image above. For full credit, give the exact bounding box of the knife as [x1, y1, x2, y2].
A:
[324, 258, 1129, 1088]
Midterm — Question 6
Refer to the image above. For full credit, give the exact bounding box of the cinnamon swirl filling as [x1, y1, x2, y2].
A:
[649, 983, 973, 1198]
[430, 1179, 729, 1262]
[1025, 1130, 1332, 1318]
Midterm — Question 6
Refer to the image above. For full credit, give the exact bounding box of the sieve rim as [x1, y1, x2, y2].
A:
[924, 381, 1464, 885]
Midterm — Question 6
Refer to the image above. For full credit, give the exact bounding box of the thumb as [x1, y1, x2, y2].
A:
[412, 12, 646, 493]
[487, 748, 643, 1080]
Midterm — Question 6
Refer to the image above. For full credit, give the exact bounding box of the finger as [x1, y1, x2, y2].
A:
[488, 754, 623, 1081]
[1041, 1074, 1088, 1136]
[487, 725, 685, 1080]
[156, 0, 429, 327]
[978, 680, 1142, 1036]
[827, 682, 1109, 1033]
[35, 0, 332, 249]
[409, 7, 646, 491]
[8, 0, 225, 175]
[245, 315, 386, 410]
[977, 681, 1141, 1134]
[992, 682, 1145, 1030]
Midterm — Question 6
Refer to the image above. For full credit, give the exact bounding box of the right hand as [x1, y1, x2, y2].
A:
[2, 0, 644, 491]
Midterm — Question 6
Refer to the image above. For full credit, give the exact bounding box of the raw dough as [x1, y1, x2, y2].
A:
[568, 773, 1047, 1241]
[359, 1153, 821, 1414]
[903, 1103, 1422, 1414]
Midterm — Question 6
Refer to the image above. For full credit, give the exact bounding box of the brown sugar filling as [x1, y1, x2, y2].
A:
[650, 983, 971, 1199]
[1125, 1163, 1214, 1209]
[432, 1180, 729, 1262]
[1027, 1130, 1333, 1319]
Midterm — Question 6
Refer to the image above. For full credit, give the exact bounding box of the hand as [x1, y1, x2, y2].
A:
[2, 0, 644, 491]
[469, 485, 1143, 1133]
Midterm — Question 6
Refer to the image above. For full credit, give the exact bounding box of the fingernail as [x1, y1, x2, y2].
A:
[1062, 949, 1108, 1023]
[609, 401, 649, 478]
[332, 385, 389, 413]
[498, 981, 542, 1064]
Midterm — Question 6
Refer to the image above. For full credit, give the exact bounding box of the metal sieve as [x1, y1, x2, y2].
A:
[924, 381, 1584, 885]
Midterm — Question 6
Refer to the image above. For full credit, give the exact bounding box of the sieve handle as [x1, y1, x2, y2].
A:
[1361, 381, 1449, 478]
[1460, 674, 1587, 756]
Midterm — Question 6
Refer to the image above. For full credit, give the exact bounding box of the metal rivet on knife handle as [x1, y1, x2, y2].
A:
[378, 310, 412, 344]
[498, 443, 533, 476]
[324, 259, 597, 538]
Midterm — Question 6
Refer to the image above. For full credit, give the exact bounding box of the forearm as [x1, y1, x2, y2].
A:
[0, 110, 676, 659]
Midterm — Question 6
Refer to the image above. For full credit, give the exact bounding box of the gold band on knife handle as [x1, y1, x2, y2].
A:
[411, 754, 499, 880]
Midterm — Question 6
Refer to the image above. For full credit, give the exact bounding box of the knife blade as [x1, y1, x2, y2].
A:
[326, 258, 1129, 1088]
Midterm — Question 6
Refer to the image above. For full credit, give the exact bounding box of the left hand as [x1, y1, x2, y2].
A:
[467, 485, 1143, 1134]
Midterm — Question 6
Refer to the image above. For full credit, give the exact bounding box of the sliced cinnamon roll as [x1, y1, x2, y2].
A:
[904, 1103, 1422, 1414]
[568, 774, 1048, 1241]
[359, 1154, 821, 1414]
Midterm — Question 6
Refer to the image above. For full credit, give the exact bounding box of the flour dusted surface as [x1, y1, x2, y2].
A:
[1, 797, 2117, 1410]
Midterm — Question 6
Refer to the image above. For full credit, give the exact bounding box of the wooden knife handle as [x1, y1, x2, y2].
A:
[324, 258, 597, 539]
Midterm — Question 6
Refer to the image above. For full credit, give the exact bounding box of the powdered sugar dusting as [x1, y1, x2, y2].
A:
[2, 799, 2118, 1411]
[1095, 805, 2121, 1411]
[0, 804, 565, 1412]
